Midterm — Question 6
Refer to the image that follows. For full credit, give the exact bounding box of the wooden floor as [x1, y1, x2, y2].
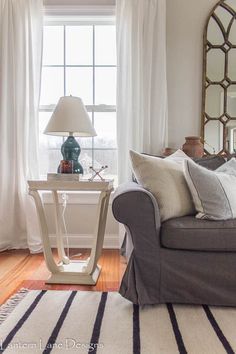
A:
[0, 249, 126, 305]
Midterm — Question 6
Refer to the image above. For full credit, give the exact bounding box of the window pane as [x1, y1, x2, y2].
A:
[66, 67, 93, 105]
[66, 26, 93, 65]
[95, 67, 116, 105]
[77, 112, 93, 149]
[39, 112, 63, 149]
[40, 149, 62, 175]
[77, 137, 92, 149]
[80, 149, 93, 176]
[39, 112, 63, 177]
[40, 67, 64, 105]
[94, 112, 117, 148]
[43, 26, 64, 65]
[95, 25, 116, 65]
[94, 150, 118, 176]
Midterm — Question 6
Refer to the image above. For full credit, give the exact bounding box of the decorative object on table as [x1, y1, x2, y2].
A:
[44, 96, 97, 174]
[162, 147, 177, 157]
[182, 136, 204, 158]
[59, 160, 74, 173]
[89, 165, 108, 181]
[47, 173, 80, 181]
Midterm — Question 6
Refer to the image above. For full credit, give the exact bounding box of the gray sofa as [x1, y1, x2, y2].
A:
[112, 156, 236, 306]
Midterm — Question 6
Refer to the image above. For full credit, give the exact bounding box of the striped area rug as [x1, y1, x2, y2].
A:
[0, 290, 236, 353]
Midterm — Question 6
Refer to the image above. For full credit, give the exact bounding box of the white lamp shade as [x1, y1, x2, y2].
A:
[44, 96, 97, 137]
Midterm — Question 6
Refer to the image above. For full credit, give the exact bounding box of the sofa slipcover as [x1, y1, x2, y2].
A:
[112, 156, 236, 306]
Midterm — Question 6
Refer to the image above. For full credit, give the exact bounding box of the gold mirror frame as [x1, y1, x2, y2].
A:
[202, 0, 236, 156]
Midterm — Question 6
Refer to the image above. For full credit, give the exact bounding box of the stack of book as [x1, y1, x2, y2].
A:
[47, 173, 80, 181]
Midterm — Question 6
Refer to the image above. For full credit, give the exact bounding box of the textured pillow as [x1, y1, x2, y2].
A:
[129, 150, 195, 221]
[184, 159, 236, 220]
[216, 158, 236, 176]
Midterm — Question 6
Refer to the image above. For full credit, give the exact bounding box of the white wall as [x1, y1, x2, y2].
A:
[166, 0, 216, 149]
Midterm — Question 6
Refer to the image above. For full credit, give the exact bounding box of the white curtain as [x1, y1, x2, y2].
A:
[116, 0, 168, 183]
[0, 0, 43, 252]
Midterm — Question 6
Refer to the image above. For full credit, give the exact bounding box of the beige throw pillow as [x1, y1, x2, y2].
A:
[129, 150, 195, 221]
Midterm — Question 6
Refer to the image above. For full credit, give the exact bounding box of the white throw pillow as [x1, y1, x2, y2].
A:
[165, 149, 192, 164]
[184, 159, 236, 220]
[129, 150, 195, 221]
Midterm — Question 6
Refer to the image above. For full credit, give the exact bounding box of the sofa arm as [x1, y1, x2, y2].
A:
[112, 182, 162, 304]
[112, 182, 161, 233]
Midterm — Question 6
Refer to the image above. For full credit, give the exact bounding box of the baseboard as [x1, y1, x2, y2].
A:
[49, 233, 119, 249]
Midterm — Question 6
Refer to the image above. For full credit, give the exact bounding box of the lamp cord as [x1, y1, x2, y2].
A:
[61, 193, 82, 260]
[61, 193, 70, 259]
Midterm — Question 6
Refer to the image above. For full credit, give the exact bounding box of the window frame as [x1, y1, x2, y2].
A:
[39, 11, 117, 179]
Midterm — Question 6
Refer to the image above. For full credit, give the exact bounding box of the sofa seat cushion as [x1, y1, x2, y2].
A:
[161, 216, 236, 251]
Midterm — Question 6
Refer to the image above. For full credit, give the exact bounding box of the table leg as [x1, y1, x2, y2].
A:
[29, 190, 63, 274]
[85, 190, 111, 275]
[52, 191, 70, 265]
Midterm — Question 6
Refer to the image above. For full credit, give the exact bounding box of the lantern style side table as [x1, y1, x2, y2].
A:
[27, 179, 114, 285]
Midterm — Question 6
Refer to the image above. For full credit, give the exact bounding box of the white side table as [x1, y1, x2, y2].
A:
[27, 179, 114, 285]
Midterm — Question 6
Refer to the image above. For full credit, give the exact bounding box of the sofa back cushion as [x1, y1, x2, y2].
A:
[193, 155, 226, 170]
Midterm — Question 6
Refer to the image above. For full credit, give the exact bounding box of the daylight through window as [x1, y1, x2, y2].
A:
[39, 22, 117, 181]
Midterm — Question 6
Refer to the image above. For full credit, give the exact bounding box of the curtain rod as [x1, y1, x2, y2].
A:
[44, 5, 115, 16]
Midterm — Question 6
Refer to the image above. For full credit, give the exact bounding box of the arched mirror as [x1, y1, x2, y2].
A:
[202, 0, 236, 155]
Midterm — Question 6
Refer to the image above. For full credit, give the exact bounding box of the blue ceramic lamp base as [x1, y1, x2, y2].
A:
[57, 135, 83, 174]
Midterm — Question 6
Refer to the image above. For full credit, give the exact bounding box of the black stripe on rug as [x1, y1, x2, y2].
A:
[89, 292, 108, 354]
[203, 305, 235, 354]
[43, 291, 77, 354]
[133, 304, 140, 354]
[0, 290, 47, 353]
[167, 303, 187, 354]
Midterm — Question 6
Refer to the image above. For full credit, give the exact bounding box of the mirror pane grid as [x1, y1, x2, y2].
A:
[203, 0, 236, 155]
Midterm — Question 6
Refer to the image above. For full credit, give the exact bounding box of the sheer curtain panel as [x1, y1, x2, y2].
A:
[116, 0, 168, 183]
[0, 0, 43, 252]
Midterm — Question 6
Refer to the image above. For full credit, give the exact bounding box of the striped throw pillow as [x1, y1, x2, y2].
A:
[184, 159, 236, 220]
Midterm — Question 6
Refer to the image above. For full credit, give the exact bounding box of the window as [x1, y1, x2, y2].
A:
[39, 20, 117, 182]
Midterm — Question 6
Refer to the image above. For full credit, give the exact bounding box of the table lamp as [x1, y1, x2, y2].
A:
[44, 96, 97, 174]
